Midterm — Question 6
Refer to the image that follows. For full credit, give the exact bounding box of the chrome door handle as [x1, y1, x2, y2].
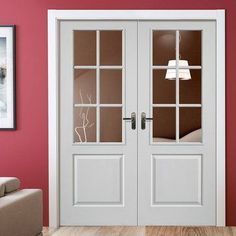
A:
[123, 112, 136, 130]
[141, 112, 153, 130]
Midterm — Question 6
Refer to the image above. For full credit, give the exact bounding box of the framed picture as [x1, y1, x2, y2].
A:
[0, 25, 16, 129]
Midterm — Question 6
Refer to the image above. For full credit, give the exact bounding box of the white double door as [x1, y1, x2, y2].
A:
[60, 20, 216, 225]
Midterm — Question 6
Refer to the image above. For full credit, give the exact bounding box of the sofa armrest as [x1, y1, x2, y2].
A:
[0, 189, 43, 236]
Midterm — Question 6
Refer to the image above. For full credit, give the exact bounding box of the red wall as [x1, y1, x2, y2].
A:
[0, 0, 235, 226]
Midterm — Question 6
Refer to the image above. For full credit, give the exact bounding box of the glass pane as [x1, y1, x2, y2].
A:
[153, 30, 176, 66]
[179, 31, 201, 65]
[74, 69, 96, 104]
[153, 70, 175, 104]
[100, 31, 122, 66]
[100, 69, 122, 104]
[180, 107, 201, 142]
[153, 107, 176, 142]
[100, 107, 122, 142]
[74, 31, 96, 66]
[74, 107, 96, 143]
[180, 70, 201, 104]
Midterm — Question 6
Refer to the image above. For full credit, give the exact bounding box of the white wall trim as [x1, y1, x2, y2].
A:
[215, 10, 226, 226]
[48, 9, 225, 228]
[48, 11, 60, 228]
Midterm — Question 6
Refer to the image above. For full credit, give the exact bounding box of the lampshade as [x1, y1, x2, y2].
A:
[165, 60, 191, 80]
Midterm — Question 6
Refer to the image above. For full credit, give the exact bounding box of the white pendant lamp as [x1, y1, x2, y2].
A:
[165, 60, 191, 80]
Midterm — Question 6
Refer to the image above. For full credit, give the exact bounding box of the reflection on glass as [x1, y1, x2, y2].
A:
[74, 31, 96, 66]
[153, 30, 176, 65]
[100, 107, 122, 142]
[180, 70, 201, 104]
[179, 31, 201, 66]
[179, 108, 201, 142]
[74, 69, 96, 104]
[153, 108, 176, 142]
[100, 69, 122, 104]
[100, 31, 122, 66]
[153, 70, 175, 104]
[74, 107, 96, 143]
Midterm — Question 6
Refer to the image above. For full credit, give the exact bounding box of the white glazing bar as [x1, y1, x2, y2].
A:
[152, 65, 202, 69]
[100, 66, 123, 69]
[74, 65, 97, 69]
[180, 66, 201, 69]
[100, 104, 123, 107]
[74, 104, 123, 107]
[150, 29, 154, 143]
[74, 104, 97, 107]
[153, 66, 176, 69]
[179, 104, 202, 107]
[96, 30, 100, 143]
[122, 29, 125, 143]
[176, 30, 180, 142]
[74, 65, 123, 69]
[74, 142, 125, 145]
[152, 104, 176, 107]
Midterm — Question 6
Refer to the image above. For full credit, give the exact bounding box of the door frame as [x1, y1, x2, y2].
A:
[48, 9, 225, 228]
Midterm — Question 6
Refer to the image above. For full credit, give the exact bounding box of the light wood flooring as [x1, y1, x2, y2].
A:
[43, 226, 236, 236]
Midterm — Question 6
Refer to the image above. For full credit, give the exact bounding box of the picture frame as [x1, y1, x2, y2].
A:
[0, 25, 16, 130]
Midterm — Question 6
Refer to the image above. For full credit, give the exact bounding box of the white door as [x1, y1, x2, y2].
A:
[60, 21, 138, 225]
[138, 21, 216, 225]
[60, 20, 217, 226]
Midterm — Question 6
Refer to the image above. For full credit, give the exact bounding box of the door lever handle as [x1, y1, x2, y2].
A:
[123, 112, 136, 130]
[141, 112, 153, 130]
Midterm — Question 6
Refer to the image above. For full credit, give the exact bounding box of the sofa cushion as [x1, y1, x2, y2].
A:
[0, 177, 20, 197]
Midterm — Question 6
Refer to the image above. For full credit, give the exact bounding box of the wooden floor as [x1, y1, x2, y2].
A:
[43, 226, 236, 236]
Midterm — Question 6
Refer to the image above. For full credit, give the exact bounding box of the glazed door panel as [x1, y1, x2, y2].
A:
[138, 21, 216, 225]
[60, 21, 138, 225]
